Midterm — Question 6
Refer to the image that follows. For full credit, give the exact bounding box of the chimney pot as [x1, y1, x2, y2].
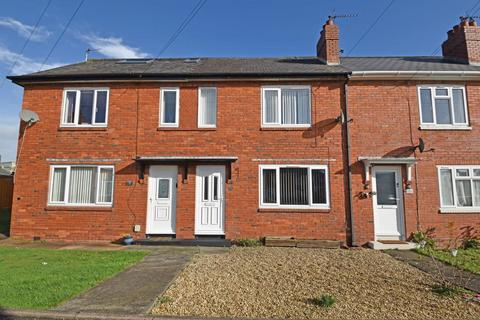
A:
[316, 18, 340, 65]
[442, 18, 480, 65]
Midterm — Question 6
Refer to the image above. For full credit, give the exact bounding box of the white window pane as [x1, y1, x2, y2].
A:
[435, 99, 452, 124]
[51, 168, 66, 202]
[456, 169, 469, 177]
[200, 88, 216, 126]
[64, 91, 77, 124]
[264, 90, 279, 123]
[98, 168, 114, 203]
[262, 169, 277, 204]
[296, 89, 311, 124]
[69, 167, 96, 204]
[474, 169, 480, 177]
[312, 169, 326, 204]
[281, 89, 297, 124]
[79, 90, 94, 124]
[452, 89, 467, 124]
[440, 169, 454, 206]
[280, 168, 308, 205]
[456, 180, 473, 207]
[435, 88, 448, 96]
[163, 91, 177, 123]
[420, 89, 433, 123]
[95, 91, 108, 124]
[474, 180, 480, 206]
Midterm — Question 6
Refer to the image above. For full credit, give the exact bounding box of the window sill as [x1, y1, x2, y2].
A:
[58, 127, 108, 132]
[45, 206, 113, 212]
[439, 207, 480, 214]
[419, 125, 472, 131]
[157, 128, 216, 131]
[260, 127, 311, 131]
[257, 208, 330, 213]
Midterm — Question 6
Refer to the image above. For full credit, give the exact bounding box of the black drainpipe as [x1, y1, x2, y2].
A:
[343, 76, 355, 246]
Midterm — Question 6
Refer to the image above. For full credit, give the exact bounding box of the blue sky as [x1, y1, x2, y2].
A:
[0, 0, 479, 161]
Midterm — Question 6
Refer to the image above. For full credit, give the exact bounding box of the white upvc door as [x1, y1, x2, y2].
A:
[372, 166, 405, 241]
[195, 165, 225, 235]
[146, 165, 177, 234]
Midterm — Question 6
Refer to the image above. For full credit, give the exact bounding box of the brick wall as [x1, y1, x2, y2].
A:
[10, 80, 348, 242]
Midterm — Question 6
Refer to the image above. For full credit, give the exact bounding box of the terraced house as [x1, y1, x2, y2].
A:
[7, 18, 480, 247]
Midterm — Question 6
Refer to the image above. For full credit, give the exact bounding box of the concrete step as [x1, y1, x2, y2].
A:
[368, 241, 417, 250]
[135, 238, 232, 247]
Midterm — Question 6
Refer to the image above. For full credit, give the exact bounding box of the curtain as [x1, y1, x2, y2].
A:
[456, 180, 472, 207]
[51, 168, 66, 202]
[312, 169, 326, 204]
[280, 168, 308, 205]
[440, 169, 454, 206]
[95, 91, 108, 124]
[296, 89, 310, 124]
[200, 88, 217, 125]
[281, 89, 297, 124]
[69, 167, 96, 204]
[64, 91, 77, 124]
[262, 169, 277, 204]
[264, 90, 278, 123]
[473, 180, 480, 206]
[98, 168, 113, 203]
[452, 89, 466, 124]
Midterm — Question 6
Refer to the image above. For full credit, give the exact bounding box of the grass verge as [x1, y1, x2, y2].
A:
[416, 247, 480, 275]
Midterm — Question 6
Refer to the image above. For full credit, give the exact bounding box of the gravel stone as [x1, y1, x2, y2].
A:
[152, 247, 480, 319]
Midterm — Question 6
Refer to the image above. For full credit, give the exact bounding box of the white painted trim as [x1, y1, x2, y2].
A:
[159, 87, 180, 127]
[419, 124, 472, 130]
[437, 165, 480, 212]
[440, 207, 480, 213]
[258, 164, 330, 209]
[60, 88, 110, 128]
[260, 85, 312, 128]
[350, 70, 480, 80]
[197, 87, 217, 128]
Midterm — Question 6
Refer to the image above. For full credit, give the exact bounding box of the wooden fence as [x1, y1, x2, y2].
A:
[0, 176, 13, 210]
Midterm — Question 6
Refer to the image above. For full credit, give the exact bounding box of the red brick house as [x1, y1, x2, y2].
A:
[7, 18, 480, 247]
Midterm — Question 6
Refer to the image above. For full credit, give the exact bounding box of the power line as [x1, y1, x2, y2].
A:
[39, 0, 85, 71]
[467, 0, 480, 15]
[0, 0, 52, 88]
[346, 0, 396, 56]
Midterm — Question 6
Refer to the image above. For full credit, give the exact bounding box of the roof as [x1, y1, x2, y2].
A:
[7, 56, 480, 83]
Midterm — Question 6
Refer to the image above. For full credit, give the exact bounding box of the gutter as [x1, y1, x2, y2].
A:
[350, 70, 480, 80]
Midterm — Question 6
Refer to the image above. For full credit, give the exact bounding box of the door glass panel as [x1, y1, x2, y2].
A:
[203, 176, 209, 201]
[376, 171, 397, 205]
[213, 176, 219, 201]
[157, 179, 170, 199]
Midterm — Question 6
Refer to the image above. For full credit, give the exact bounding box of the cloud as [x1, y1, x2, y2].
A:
[0, 45, 65, 75]
[80, 34, 149, 59]
[0, 17, 51, 41]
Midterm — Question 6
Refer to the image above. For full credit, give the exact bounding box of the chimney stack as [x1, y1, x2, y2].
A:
[442, 18, 480, 65]
[316, 17, 340, 65]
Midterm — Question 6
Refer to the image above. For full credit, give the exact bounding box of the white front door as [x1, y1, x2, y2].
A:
[195, 165, 225, 235]
[146, 165, 177, 234]
[372, 166, 405, 240]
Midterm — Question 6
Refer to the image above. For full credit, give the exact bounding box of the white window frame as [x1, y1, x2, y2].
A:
[417, 85, 469, 129]
[160, 87, 180, 127]
[197, 87, 217, 128]
[259, 164, 329, 209]
[48, 165, 115, 207]
[437, 165, 480, 213]
[261, 85, 312, 128]
[60, 88, 110, 127]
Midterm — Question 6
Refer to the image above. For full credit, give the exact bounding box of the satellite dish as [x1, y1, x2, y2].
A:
[20, 109, 40, 124]
[415, 138, 425, 153]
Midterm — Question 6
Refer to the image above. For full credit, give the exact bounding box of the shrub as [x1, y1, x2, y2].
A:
[463, 238, 479, 249]
[310, 294, 335, 308]
[431, 284, 459, 297]
[157, 296, 172, 304]
[235, 238, 262, 247]
[411, 228, 436, 249]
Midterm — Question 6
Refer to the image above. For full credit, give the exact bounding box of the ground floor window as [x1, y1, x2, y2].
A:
[438, 165, 480, 211]
[259, 165, 329, 209]
[49, 165, 114, 206]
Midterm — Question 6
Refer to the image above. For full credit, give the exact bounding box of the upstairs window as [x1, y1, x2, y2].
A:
[160, 88, 180, 127]
[259, 165, 329, 209]
[418, 86, 469, 128]
[198, 87, 217, 127]
[438, 166, 480, 212]
[61, 89, 109, 127]
[262, 86, 311, 127]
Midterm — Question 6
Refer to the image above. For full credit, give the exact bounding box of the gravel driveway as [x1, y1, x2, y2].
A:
[152, 247, 480, 319]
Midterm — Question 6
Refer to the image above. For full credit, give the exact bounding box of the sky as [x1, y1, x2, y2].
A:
[0, 0, 479, 162]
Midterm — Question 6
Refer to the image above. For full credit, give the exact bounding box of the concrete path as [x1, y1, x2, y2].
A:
[55, 247, 200, 315]
[386, 250, 480, 293]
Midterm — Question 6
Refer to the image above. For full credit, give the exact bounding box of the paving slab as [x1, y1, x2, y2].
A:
[55, 247, 197, 315]
[386, 249, 480, 293]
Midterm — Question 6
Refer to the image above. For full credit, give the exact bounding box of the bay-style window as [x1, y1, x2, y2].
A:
[198, 87, 217, 127]
[262, 86, 311, 127]
[418, 86, 469, 128]
[438, 166, 480, 212]
[49, 165, 114, 206]
[259, 165, 329, 209]
[61, 88, 109, 127]
[160, 88, 180, 127]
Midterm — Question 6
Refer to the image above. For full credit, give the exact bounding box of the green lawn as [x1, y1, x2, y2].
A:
[417, 247, 480, 275]
[0, 208, 10, 235]
[0, 247, 147, 309]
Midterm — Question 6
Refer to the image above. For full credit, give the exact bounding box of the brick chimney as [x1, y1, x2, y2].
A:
[316, 17, 340, 65]
[442, 18, 480, 65]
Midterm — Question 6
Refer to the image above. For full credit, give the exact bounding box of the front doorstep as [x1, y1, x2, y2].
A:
[368, 241, 417, 250]
[135, 238, 232, 247]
